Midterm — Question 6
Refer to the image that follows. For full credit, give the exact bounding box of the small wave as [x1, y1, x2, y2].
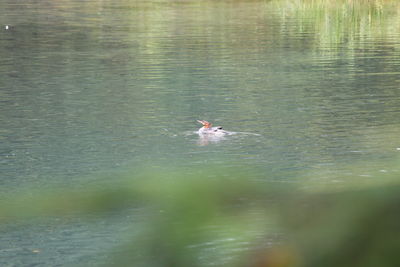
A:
[232, 131, 262, 136]
[182, 130, 261, 137]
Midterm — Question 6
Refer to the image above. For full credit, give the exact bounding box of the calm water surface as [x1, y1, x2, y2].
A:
[1, 0, 400, 265]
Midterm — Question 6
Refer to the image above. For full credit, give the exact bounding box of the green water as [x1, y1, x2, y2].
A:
[1, 0, 400, 265]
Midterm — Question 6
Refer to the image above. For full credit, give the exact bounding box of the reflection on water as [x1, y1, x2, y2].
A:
[197, 133, 227, 146]
[1, 0, 400, 265]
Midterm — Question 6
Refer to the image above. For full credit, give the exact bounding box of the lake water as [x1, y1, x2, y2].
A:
[1, 0, 400, 265]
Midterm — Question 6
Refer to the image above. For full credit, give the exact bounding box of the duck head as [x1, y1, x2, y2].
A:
[197, 120, 212, 129]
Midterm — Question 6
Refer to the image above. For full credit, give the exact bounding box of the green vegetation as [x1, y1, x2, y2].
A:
[2, 164, 400, 266]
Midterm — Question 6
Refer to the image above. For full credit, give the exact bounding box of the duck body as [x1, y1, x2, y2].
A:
[197, 120, 228, 136]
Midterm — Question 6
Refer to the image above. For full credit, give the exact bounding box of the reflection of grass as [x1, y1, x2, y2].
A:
[2, 166, 400, 266]
[271, 0, 400, 47]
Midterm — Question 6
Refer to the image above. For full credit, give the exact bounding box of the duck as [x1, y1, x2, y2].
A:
[197, 120, 228, 136]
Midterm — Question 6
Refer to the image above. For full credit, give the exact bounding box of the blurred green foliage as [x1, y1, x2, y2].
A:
[2, 165, 400, 267]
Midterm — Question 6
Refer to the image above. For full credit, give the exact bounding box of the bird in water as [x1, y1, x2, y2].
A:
[197, 120, 228, 136]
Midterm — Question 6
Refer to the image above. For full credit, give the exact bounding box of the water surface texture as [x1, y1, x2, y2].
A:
[1, 0, 400, 265]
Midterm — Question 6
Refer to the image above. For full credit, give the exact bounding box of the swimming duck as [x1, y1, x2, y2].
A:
[197, 120, 227, 136]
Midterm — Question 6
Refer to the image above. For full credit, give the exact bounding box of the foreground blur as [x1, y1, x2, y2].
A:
[2, 165, 400, 267]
